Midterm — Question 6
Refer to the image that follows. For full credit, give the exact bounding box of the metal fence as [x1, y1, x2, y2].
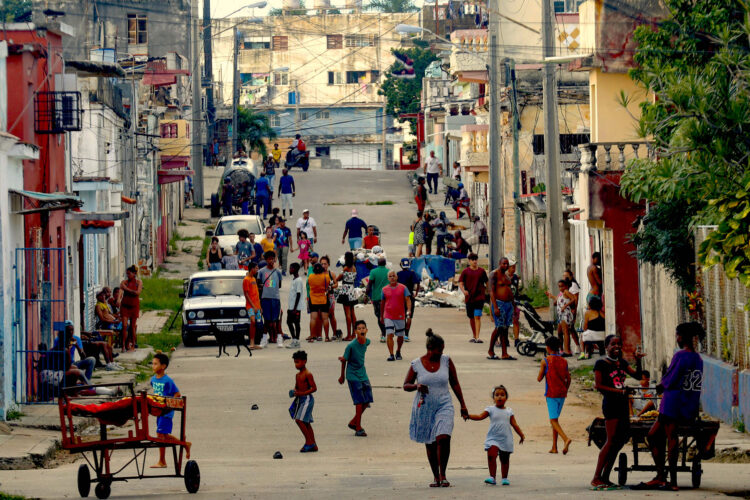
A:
[14, 349, 67, 404]
[696, 226, 750, 370]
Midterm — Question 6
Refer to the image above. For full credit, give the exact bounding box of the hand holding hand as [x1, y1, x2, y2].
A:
[519, 435, 525, 444]
[460, 407, 469, 419]
[417, 384, 429, 394]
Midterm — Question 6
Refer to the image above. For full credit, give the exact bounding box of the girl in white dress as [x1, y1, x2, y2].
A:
[465, 385, 525, 485]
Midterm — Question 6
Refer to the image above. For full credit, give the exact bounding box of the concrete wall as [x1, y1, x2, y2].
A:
[740, 371, 750, 433]
[589, 69, 647, 143]
[700, 355, 737, 424]
[268, 106, 384, 137]
[639, 262, 682, 377]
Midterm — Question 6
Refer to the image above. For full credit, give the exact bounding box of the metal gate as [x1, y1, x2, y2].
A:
[13, 247, 67, 404]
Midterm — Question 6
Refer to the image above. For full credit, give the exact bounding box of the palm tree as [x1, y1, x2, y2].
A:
[365, 0, 418, 13]
[237, 107, 278, 159]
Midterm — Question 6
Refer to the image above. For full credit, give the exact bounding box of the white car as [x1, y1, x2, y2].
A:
[180, 271, 249, 346]
[208, 215, 266, 252]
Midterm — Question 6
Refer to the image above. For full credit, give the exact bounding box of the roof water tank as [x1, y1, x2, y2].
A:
[282, 0, 301, 9]
[314, 0, 331, 8]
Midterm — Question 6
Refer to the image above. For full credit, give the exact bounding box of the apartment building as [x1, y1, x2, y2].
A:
[212, 12, 418, 169]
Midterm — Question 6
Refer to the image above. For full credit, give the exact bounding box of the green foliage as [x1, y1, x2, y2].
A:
[0, 0, 31, 22]
[628, 201, 698, 290]
[269, 0, 306, 16]
[365, 0, 419, 13]
[523, 277, 549, 308]
[5, 404, 24, 421]
[531, 183, 546, 194]
[0, 492, 29, 500]
[140, 277, 184, 312]
[198, 236, 211, 270]
[378, 47, 438, 135]
[622, 0, 750, 290]
[237, 107, 277, 158]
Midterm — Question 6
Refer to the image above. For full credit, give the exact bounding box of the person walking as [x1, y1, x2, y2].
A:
[415, 177, 428, 213]
[255, 172, 271, 219]
[403, 330, 469, 488]
[336, 252, 359, 341]
[537, 336, 572, 455]
[221, 178, 235, 216]
[458, 253, 488, 343]
[286, 263, 304, 348]
[338, 320, 373, 437]
[423, 150, 442, 194]
[278, 168, 295, 218]
[381, 271, 412, 361]
[487, 258, 515, 360]
[320, 255, 341, 340]
[365, 257, 390, 343]
[412, 211, 425, 257]
[274, 218, 294, 276]
[258, 251, 283, 348]
[307, 262, 331, 342]
[119, 265, 142, 352]
[341, 209, 368, 250]
[546, 280, 579, 357]
[397, 258, 420, 341]
[264, 154, 277, 194]
[296, 209, 318, 248]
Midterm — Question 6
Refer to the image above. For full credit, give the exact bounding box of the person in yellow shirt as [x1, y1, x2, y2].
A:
[260, 227, 276, 254]
[271, 143, 282, 166]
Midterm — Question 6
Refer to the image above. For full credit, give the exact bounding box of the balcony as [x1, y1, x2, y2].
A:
[449, 29, 488, 80]
[34, 91, 82, 134]
[576, 141, 654, 172]
[460, 124, 488, 172]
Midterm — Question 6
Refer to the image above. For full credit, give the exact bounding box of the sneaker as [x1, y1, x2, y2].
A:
[484, 477, 497, 485]
[578, 353, 587, 360]
[380, 335, 386, 343]
[277, 338, 285, 348]
[387, 355, 395, 362]
[105, 363, 116, 371]
[283, 334, 291, 340]
[501, 479, 510, 486]
[395, 352, 402, 360]
[404, 336, 410, 342]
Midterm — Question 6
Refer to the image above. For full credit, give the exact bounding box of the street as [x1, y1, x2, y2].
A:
[1, 169, 749, 499]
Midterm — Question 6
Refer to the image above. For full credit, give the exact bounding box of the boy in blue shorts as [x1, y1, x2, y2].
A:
[292, 350, 318, 452]
[150, 353, 191, 467]
[536, 336, 571, 454]
[338, 320, 372, 437]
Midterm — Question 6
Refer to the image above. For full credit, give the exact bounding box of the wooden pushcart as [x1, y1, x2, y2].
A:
[58, 383, 199, 499]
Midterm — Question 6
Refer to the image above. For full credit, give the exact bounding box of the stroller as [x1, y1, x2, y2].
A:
[514, 294, 555, 357]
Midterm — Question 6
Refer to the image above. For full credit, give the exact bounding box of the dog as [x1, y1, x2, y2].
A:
[213, 328, 252, 358]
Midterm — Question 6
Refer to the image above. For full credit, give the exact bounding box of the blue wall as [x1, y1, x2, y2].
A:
[700, 355, 737, 424]
[266, 107, 391, 138]
[740, 370, 750, 432]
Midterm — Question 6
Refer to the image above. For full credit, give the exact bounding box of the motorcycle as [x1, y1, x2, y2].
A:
[285, 149, 309, 171]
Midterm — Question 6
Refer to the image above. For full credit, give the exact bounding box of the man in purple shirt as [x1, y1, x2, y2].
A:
[642, 322, 704, 491]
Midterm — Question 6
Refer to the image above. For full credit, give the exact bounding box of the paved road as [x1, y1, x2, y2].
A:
[1, 169, 749, 499]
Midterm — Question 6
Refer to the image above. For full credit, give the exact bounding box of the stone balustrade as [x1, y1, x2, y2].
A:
[460, 124, 489, 170]
[449, 29, 489, 73]
[577, 141, 654, 172]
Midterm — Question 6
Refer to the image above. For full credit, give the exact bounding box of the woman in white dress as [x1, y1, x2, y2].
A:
[403, 329, 469, 487]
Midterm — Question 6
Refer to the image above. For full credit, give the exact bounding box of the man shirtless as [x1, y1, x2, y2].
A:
[488, 258, 515, 360]
[587, 252, 603, 305]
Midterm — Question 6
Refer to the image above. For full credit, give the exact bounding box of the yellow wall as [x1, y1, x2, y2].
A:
[159, 119, 190, 157]
[589, 69, 646, 143]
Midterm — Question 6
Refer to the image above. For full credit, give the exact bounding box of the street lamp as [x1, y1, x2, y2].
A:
[224, 1, 268, 18]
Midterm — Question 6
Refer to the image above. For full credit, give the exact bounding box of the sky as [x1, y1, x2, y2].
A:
[201, 0, 431, 19]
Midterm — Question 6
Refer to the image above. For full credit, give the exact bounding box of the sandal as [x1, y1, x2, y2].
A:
[429, 480, 441, 488]
[440, 480, 450, 487]
[354, 429, 367, 437]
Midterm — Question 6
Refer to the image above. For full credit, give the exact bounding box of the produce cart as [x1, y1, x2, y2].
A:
[587, 407, 719, 488]
[58, 383, 199, 499]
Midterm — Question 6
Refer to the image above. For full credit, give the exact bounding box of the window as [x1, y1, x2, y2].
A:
[272, 36, 288, 51]
[315, 110, 330, 119]
[127, 14, 147, 45]
[370, 70, 380, 83]
[327, 34, 343, 49]
[315, 146, 330, 157]
[554, 0, 565, 12]
[327, 71, 343, 85]
[345, 34, 377, 47]
[271, 115, 281, 127]
[160, 123, 177, 138]
[346, 71, 368, 84]
[274, 72, 289, 85]
[244, 40, 270, 49]
[300, 111, 308, 121]
[532, 133, 590, 155]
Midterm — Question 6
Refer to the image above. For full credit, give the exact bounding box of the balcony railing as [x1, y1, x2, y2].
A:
[577, 141, 654, 172]
[460, 124, 488, 170]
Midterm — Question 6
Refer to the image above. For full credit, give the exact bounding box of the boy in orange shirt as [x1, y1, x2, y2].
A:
[243, 262, 262, 349]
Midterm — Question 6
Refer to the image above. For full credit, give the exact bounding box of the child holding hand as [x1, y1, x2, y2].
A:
[465, 385, 524, 486]
[298, 236, 312, 272]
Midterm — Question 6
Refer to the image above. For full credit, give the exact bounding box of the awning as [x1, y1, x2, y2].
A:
[10, 189, 82, 214]
[66, 211, 130, 221]
[158, 169, 194, 185]
[456, 70, 488, 83]
[142, 69, 191, 88]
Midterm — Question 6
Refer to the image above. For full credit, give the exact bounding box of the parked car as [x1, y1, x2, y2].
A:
[180, 271, 249, 346]
[207, 215, 265, 253]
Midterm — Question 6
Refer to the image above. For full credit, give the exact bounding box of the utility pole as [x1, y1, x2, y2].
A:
[293, 79, 301, 136]
[232, 26, 239, 154]
[191, 0, 204, 206]
[488, 0, 503, 269]
[381, 104, 387, 170]
[203, 0, 215, 144]
[542, 0, 564, 293]
[510, 61, 521, 262]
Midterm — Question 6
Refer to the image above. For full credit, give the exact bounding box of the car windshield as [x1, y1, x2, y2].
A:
[215, 219, 263, 236]
[188, 277, 244, 298]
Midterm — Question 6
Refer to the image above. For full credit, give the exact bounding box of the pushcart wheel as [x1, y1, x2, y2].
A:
[94, 481, 111, 500]
[617, 453, 628, 486]
[691, 456, 702, 488]
[77, 464, 91, 498]
[184, 459, 201, 493]
[516, 341, 529, 356]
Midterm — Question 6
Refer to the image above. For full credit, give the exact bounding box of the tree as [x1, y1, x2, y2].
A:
[620, 0, 750, 290]
[378, 47, 438, 134]
[237, 107, 277, 159]
[0, 0, 31, 22]
[365, 0, 418, 13]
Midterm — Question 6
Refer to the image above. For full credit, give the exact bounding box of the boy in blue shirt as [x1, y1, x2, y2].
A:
[338, 320, 372, 436]
[150, 353, 191, 467]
